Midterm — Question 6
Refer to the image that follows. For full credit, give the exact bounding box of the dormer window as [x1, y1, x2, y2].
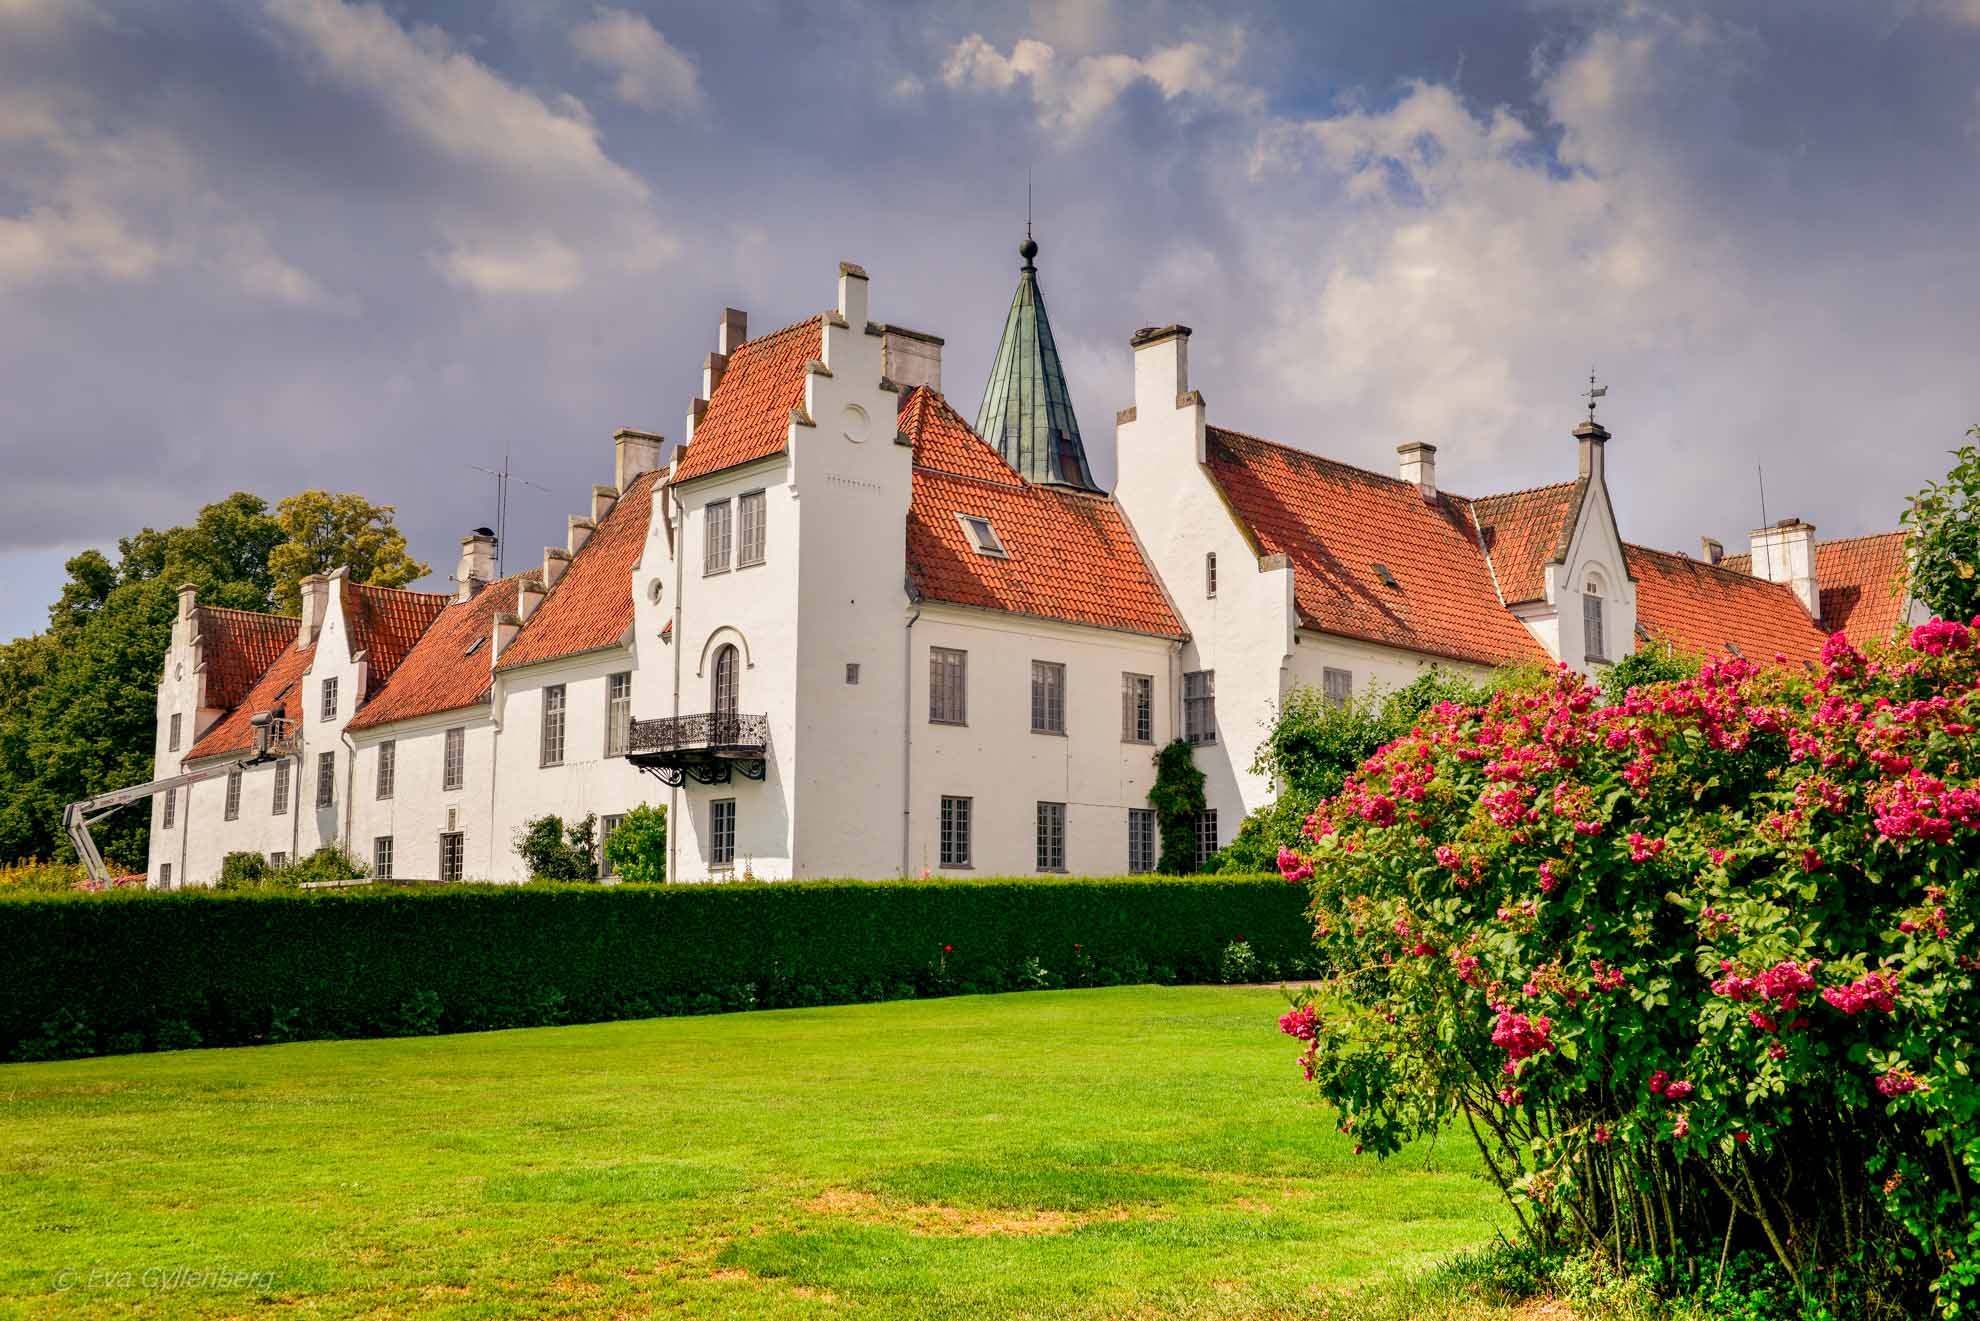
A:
[1373, 563, 1400, 590]
[958, 514, 1007, 558]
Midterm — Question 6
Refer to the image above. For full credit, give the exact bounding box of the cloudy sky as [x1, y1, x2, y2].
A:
[3, 0, 1975, 642]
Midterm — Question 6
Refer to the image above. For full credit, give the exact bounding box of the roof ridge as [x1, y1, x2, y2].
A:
[346, 581, 453, 602]
[1625, 540, 1820, 595]
[1472, 478, 1582, 505]
[1207, 424, 1485, 502]
[200, 604, 301, 622]
[1813, 528, 1909, 549]
[737, 311, 827, 352]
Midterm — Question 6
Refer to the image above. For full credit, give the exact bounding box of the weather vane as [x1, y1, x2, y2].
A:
[1583, 370, 1607, 423]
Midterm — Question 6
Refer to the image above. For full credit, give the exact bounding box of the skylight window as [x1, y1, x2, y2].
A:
[464, 636, 486, 657]
[1373, 563, 1400, 590]
[958, 514, 1008, 558]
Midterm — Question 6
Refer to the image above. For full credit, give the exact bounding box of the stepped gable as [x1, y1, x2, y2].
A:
[196, 606, 300, 711]
[185, 642, 313, 761]
[669, 315, 823, 484]
[1468, 482, 1581, 607]
[902, 386, 1182, 639]
[1203, 426, 1547, 668]
[1625, 543, 1828, 664]
[343, 581, 451, 699]
[495, 470, 660, 671]
[347, 572, 539, 731]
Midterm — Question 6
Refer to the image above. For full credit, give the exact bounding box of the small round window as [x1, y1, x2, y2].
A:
[647, 579, 664, 604]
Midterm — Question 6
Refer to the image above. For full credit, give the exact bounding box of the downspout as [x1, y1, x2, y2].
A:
[289, 750, 301, 864]
[487, 685, 503, 881]
[341, 726, 357, 854]
[668, 486, 685, 884]
[900, 600, 921, 877]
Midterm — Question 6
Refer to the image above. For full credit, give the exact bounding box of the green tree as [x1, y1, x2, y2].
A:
[515, 814, 599, 881]
[603, 804, 667, 882]
[268, 491, 429, 616]
[1597, 643, 1699, 700]
[1901, 428, 1980, 624]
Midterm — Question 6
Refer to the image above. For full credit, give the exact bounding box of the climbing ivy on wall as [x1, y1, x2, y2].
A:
[1148, 738, 1206, 874]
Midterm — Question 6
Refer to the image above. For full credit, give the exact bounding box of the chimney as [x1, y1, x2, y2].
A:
[457, 527, 496, 601]
[1575, 417, 1610, 486]
[878, 324, 944, 394]
[1397, 442, 1438, 499]
[614, 428, 666, 489]
[177, 582, 198, 622]
[1749, 517, 1820, 620]
[837, 261, 869, 332]
[299, 573, 331, 647]
[1700, 536, 1724, 566]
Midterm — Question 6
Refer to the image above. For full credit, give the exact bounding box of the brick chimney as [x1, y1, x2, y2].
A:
[1749, 517, 1820, 620]
[1397, 442, 1437, 499]
[457, 528, 496, 601]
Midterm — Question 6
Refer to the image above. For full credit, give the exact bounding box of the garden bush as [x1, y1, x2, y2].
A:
[0, 873, 1307, 1062]
[514, 812, 599, 881]
[1276, 623, 1980, 1317]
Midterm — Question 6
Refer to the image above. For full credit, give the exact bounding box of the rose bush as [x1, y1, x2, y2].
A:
[1277, 622, 1979, 1317]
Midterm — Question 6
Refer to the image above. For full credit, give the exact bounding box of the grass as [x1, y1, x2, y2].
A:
[0, 985, 1517, 1319]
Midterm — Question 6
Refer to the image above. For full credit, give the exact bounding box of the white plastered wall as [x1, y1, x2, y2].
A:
[347, 711, 497, 880]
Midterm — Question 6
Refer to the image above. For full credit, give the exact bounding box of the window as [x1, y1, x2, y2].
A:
[438, 831, 464, 883]
[1183, 670, 1216, 744]
[1323, 667, 1353, 708]
[845, 662, 861, 685]
[224, 768, 242, 821]
[316, 750, 335, 808]
[321, 676, 338, 720]
[373, 835, 394, 880]
[541, 684, 566, 767]
[168, 712, 182, 751]
[1583, 589, 1606, 661]
[272, 759, 290, 816]
[1036, 801, 1067, 871]
[1030, 661, 1066, 735]
[159, 862, 171, 889]
[1128, 808, 1156, 874]
[376, 740, 396, 800]
[737, 491, 766, 566]
[940, 796, 972, 868]
[1206, 552, 1218, 598]
[605, 673, 632, 756]
[443, 726, 465, 792]
[160, 786, 176, 830]
[929, 647, 967, 724]
[704, 499, 732, 574]
[711, 645, 739, 719]
[958, 513, 1007, 557]
[271, 852, 287, 870]
[1122, 673, 1154, 743]
[710, 799, 736, 867]
[599, 814, 624, 877]
[1195, 809, 1221, 871]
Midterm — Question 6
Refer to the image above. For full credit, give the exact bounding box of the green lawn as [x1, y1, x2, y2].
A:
[0, 985, 1509, 1319]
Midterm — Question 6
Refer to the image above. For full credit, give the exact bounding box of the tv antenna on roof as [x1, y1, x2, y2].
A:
[1583, 370, 1607, 423]
[470, 443, 552, 577]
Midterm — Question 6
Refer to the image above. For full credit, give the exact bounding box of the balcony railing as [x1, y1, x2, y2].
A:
[624, 712, 768, 786]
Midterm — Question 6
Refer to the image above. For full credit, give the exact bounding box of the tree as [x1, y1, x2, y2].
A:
[269, 491, 429, 616]
[1902, 428, 1980, 624]
[603, 804, 667, 882]
[515, 813, 599, 881]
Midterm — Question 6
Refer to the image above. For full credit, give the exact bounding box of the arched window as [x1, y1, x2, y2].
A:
[712, 643, 739, 718]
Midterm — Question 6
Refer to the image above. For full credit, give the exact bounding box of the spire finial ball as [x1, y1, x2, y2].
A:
[1019, 235, 1039, 263]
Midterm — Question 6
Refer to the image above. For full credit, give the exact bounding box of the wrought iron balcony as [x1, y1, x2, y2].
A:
[624, 712, 768, 786]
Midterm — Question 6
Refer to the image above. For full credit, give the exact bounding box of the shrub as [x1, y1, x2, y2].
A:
[219, 851, 270, 888]
[604, 804, 666, 882]
[215, 844, 366, 890]
[516, 813, 599, 881]
[0, 873, 1306, 1062]
[1276, 627, 1980, 1316]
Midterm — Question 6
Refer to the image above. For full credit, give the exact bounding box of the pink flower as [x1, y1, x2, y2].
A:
[1876, 1067, 1923, 1098]
[1662, 1079, 1695, 1101]
[1627, 832, 1667, 863]
[1822, 970, 1899, 1015]
[1276, 847, 1314, 884]
[1278, 1005, 1320, 1043]
[1648, 1070, 1669, 1096]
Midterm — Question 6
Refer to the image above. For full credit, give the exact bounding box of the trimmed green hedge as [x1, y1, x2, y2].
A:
[0, 874, 1310, 1061]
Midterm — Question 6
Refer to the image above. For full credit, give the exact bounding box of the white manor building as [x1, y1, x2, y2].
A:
[144, 240, 1923, 886]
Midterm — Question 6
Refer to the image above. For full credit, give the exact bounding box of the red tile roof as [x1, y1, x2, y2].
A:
[1625, 543, 1827, 664]
[346, 574, 538, 732]
[1203, 426, 1547, 668]
[903, 388, 1183, 638]
[496, 471, 660, 671]
[343, 581, 450, 699]
[196, 606, 299, 711]
[1813, 532, 1912, 641]
[669, 315, 822, 485]
[1469, 482, 1580, 606]
[186, 641, 312, 761]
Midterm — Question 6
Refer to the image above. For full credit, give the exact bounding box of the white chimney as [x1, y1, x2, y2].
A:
[878, 324, 943, 394]
[1700, 537, 1724, 566]
[614, 428, 666, 489]
[457, 528, 496, 602]
[298, 574, 331, 647]
[1749, 518, 1820, 620]
[1397, 442, 1438, 499]
[1575, 418, 1609, 487]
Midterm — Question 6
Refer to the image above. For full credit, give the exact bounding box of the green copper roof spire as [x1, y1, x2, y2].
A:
[975, 231, 1098, 490]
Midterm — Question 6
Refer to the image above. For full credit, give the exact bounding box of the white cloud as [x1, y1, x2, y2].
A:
[940, 30, 1256, 130]
[569, 7, 702, 113]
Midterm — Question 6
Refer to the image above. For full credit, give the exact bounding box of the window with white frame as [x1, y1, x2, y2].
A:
[704, 500, 732, 574]
[1322, 667, 1353, 708]
[160, 786, 176, 830]
[929, 647, 967, 724]
[1030, 660, 1066, 734]
[316, 750, 335, 808]
[1036, 801, 1067, 871]
[1122, 673, 1154, 743]
[958, 514, 1007, 557]
[271, 851, 287, 869]
[1183, 670, 1216, 745]
[1128, 809, 1156, 874]
[376, 740, 396, 800]
[373, 835, 394, 880]
[1583, 587, 1606, 661]
[599, 814, 624, 877]
[272, 758, 290, 815]
[169, 712, 182, 751]
[710, 799, 736, 867]
[940, 796, 972, 868]
[321, 676, 338, 720]
[711, 646, 739, 719]
[224, 768, 242, 821]
[1195, 810, 1221, 871]
[438, 831, 464, 882]
[737, 491, 766, 567]
[442, 726, 465, 792]
[605, 672, 632, 756]
[541, 684, 566, 767]
[159, 862, 171, 889]
[1206, 552, 1218, 598]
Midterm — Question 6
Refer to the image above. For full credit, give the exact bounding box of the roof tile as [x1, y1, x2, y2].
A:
[346, 573, 538, 731]
[495, 471, 659, 671]
[196, 606, 299, 711]
[186, 642, 312, 761]
[1625, 544, 1828, 664]
[343, 582, 450, 699]
[669, 316, 822, 485]
[1469, 482, 1580, 606]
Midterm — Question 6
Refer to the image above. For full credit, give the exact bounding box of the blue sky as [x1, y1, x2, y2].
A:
[3, 0, 1975, 642]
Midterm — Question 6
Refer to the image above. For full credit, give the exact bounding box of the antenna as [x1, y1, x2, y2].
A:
[469, 443, 553, 577]
[1582, 369, 1607, 423]
[1757, 462, 1769, 531]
